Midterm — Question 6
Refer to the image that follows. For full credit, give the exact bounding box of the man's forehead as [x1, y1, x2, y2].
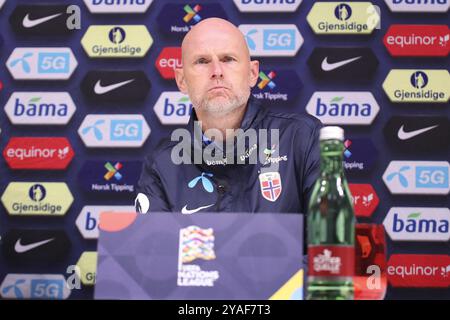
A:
[182, 29, 248, 59]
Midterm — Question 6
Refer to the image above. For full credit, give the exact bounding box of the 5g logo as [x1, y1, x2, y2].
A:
[78, 114, 151, 148]
[38, 52, 70, 73]
[239, 24, 303, 57]
[110, 120, 143, 141]
[383, 161, 450, 195]
[416, 166, 449, 189]
[263, 29, 295, 50]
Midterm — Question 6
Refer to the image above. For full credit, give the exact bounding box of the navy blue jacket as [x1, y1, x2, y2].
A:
[135, 98, 322, 215]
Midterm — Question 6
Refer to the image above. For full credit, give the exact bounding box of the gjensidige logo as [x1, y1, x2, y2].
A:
[81, 25, 153, 58]
[307, 2, 380, 35]
[177, 226, 219, 287]
[383, 69, 450, 103]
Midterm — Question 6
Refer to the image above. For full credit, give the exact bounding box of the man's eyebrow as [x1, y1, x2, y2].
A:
[189, 52, 239, 60]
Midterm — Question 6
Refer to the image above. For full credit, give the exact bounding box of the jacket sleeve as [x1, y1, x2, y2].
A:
[135, 154, 171, 213]
[299, 119, 322, 214]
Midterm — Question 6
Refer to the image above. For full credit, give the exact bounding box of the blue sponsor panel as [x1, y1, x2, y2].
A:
[78, 160, 142, 195]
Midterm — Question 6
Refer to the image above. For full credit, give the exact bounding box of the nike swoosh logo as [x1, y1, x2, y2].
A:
[321, 56, 362, 71]
[94, 79, 135, 95]
[22, 13, 63, 28]
[181, 204, 215, 215]
[397, 124, 439, 140]
[14, 238, 54, 253]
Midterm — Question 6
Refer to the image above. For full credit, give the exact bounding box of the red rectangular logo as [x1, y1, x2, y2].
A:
[384, 25, 450, 57]
[3, 137, 74, 170]
[387, 254, 450, 288]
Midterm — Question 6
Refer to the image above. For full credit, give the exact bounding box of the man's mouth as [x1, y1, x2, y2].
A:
[208, 86, 228, 92]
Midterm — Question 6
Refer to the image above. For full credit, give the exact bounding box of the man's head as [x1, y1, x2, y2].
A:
[175, 18, 259, 117]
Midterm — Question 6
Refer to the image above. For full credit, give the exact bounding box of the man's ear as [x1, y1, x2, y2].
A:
[174, 67, 188, 94]
[248, 60, 260, 88]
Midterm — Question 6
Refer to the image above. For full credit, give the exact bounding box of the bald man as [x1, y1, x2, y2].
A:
[135, 18, 322, 215]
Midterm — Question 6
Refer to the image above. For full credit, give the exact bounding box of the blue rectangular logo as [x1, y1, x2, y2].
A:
[263, 29, 295, 50]
[415, 166, 449, 189]
[110, 120, 143, 141]
[38, 52, 70, 74]
[30, 279, 64, 299]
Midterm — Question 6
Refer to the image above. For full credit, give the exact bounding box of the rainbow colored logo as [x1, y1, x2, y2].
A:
[183, 4, 202, 23]
[258, 71, 276, 90]
[180, 226, 216, 263]
[104, 162, 123, 181]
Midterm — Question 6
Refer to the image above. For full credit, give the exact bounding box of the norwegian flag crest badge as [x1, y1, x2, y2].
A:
[258, 171, 282, 202]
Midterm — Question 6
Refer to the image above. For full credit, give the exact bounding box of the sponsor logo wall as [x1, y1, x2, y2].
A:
[0, 0, 448, 300]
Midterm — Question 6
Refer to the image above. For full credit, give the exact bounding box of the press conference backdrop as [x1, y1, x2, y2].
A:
[0, 0, 449, 300]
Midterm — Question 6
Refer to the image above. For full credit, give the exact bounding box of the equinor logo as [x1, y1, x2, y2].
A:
[306, 91, 379, 125]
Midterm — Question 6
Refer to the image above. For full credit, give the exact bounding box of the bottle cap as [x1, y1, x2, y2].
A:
[320, 126, 344, 141]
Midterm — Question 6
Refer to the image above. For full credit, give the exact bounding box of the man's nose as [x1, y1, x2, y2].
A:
[210, 59, 224, 79]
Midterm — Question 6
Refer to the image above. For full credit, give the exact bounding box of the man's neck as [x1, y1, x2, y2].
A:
[196, 104, 247, 142]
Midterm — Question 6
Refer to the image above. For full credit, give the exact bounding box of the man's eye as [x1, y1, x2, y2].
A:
[196, 58, 209, 64]
[222, 56, 235, 62]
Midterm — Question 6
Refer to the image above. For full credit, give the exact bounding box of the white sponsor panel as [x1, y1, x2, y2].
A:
[238, 24, 303, 57]
[153, 92, 193, 125]
[6, 47, 77, 80]
[4, 92, 76, 125]
[384, 207, 450, 242]
[233, 0, 302, 12]
[383, 161, 450, 195]
[384, 0, 450, 12]
[84, 0, 153, 13]
[306, 91, 380, 125]
[76, 205, 135, 239]
[78, 114, 150, 148]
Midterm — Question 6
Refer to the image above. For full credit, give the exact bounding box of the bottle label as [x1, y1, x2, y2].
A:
[308, 245, 354, 277]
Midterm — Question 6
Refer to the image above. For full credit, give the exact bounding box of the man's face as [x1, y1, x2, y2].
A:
[175, 24, 259, 116]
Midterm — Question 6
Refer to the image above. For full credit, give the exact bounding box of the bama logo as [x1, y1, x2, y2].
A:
[383, 69, 450, 103]
[251, 69, 302, 103]
[0, 274, 71, 299]
[78, 114, 151, 148]
[343, 138, 378, 173]
[348, 184, 379, 218]
[156, 3, 227, 36]
[155, 47, 182, 80]
[76, 206, 135, 239]
[4, 92, 76, 125]
[81, 25, 153, 58]
[3, 137, 74, 170]
[78, 160, 141, 195]
[239, 24, 303, 57]
[84, 0, 153, 13]
[233, 0, 302, 12]
[383, 161, 450, 195]
[384, 0, 450, 12]
[6, 47, 77, 80]
[307, 2, 380, 35]
[383, 207, 450, 242]
[306, 92, 380, 125]
[153, 92, 193, 125]
[384, 25, 450, 57]
[1, 182, 73, 216]
[387, 254, 450, 288]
